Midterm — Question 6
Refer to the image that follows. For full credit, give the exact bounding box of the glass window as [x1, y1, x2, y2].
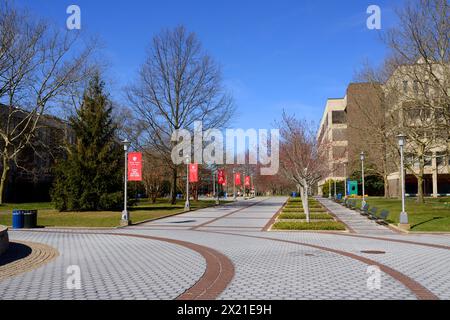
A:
[403, 81, 408, 93]
[332, 111, 347, 124]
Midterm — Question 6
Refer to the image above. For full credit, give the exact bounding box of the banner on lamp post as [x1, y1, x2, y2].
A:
[189, 163, 199, 183]
[218, 169, 225, 185]
[245, 176, 251, 187]
[234, 172, 241, 186]
[128, 152, 142, 181]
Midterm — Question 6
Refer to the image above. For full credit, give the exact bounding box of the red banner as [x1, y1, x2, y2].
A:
[222, 176, 227, 186]
[128, 152, 142, 181]
[189, 163, 198, 183]
[218, 169, 225, 185]
[234, 173, 241, 186]
[245, 176, 251, 187]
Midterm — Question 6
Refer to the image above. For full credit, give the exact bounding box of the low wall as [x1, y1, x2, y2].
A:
[0, 225, 9, 257]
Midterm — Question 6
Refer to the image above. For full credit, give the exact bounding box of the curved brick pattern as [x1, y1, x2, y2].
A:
[0, 241, 58, 281]
[2, 197, 449, 300]
[0, 232, 206, 300]
[236, 231, 450, 299]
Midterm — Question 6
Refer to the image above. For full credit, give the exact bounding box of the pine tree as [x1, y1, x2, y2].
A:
[51, 74, 123, 211]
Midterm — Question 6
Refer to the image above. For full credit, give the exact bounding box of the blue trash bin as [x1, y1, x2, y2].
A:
[12, 210, 24, 229]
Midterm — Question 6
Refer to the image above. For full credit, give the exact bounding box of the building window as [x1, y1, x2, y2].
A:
[403, 81, 408, 93]
[424, 153, 433, 167]
[332, 111, 347, 124]
[436, 152, 446, 167]
[413, 81, 419, 95]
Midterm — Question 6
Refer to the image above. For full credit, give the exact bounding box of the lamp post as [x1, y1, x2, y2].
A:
[398, 134, 409, 227]
[233, 168, 237, 201]
[344, 161, 348, 199]
[121, 139, 131, 226]
[334, 179, 337, 199]
[216, 169, 220, 205]
[185, 155, 190, 211]
[212, 170, 216, 198]
[360, 152, 366, 209]
[328, 179, 332, 199]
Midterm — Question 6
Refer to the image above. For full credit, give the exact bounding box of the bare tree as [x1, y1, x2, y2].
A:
[127, 26, 235, 204]
[0, 1, 96, 204]
[352, 63, 401, 198]
[382, 0, 449, 203]
[142, 150, 170, 203]
[278, 112, 328, 222]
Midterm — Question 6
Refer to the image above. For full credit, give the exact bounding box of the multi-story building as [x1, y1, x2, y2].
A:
[384, 61, 450, 197]
[317, 83, 383, 196]
[0, 105, 73, 202]
[317, 62, 450, 197]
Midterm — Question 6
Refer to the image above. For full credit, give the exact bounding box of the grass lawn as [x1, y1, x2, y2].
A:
[0, 199, 219, 228]
[353, 197, 450, 232]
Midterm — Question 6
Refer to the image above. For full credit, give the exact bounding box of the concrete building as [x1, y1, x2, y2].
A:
[317, 83, 384, 196]
[317, 63, 450, 198]
[384, 62, 450, 197]
[0, 105, 73, 202]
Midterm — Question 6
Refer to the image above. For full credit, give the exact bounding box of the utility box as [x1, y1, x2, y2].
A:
[347, 181, 358, 196]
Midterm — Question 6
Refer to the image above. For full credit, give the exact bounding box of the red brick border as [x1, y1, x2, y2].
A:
[11, 230, 235, 301]
[107, 233, 234, 300]
[318, 232, 450, 250]
[202, 230, 439, 300]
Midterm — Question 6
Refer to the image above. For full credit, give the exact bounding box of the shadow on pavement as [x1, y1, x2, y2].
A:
[0, 242, 32, 267]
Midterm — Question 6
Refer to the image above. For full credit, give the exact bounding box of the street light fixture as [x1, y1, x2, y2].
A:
[343, 161, 348, 199]
[184, 155, 190, 211]
[328, 179, 332, 199]
[121, 139, 131, 226]
[398, 134, 409, 227]
[360, 151, 366, 209]
[233, 168, 237, 201]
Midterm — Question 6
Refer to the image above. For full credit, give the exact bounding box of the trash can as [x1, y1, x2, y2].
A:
[12, 209, 24, 229]
[23, 210, 37, 229]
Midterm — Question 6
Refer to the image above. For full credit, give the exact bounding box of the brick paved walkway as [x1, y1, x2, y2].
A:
[1, 197, 449, 300]
[317, 198, 396, 235]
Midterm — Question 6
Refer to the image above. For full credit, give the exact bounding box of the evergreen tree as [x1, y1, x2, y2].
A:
[51, 74, 123, 211]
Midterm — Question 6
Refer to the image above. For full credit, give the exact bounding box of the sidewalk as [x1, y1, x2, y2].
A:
[317, 198, 396, 235]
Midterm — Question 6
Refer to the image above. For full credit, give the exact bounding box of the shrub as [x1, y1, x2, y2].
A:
[272, 221, 346, 231]
[278, 213, 333, 220]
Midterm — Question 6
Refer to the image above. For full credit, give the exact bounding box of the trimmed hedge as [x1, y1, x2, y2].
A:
[272, 221, 346, 231]
[283, 208, 327, 213]
[278, 213, 333, 220]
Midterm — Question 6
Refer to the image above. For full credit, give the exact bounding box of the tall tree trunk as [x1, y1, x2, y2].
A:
[417, 155, 425, 204]
[417, 174, 424, 204]
[0, 155, 10, 205]
[170, 166, 177, 205]
[383, 175, 390, 199]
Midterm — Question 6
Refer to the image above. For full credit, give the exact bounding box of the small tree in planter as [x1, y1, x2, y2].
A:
[278, 112, 328, 222]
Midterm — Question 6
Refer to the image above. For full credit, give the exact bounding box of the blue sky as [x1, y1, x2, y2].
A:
[16, 0, 403, 130]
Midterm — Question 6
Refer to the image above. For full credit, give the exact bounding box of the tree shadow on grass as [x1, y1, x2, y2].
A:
[129, 206, 182, 212]
[411, 217, 444, 230]
[0, 242, 32, 266]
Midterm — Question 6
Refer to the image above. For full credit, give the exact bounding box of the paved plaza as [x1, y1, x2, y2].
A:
[1, 197, 449, 300]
